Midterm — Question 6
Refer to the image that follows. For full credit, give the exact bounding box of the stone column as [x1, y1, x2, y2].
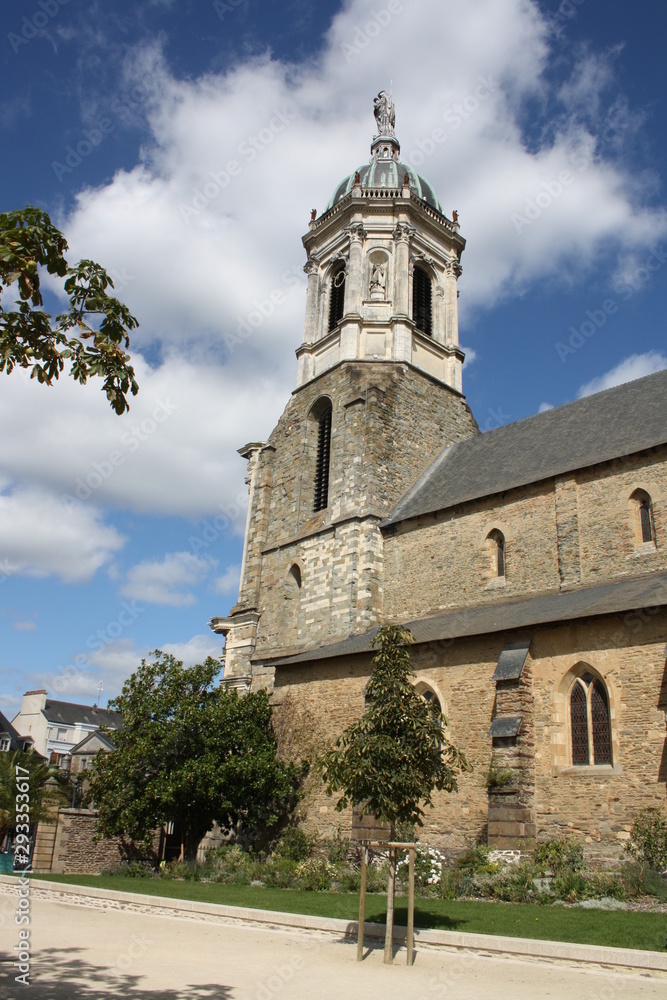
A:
[302, 256, 320, 344]
[393, 223, 412, 316]
[443, 259, 461, 346]
[343, 223, 366, 317]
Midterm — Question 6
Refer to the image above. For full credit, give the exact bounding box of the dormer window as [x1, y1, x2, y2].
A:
[328, 264, 346, 331]
[412, 264, 432, 336]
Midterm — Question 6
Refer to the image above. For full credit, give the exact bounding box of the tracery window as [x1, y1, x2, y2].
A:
[570, 672, 612, 766]
[328, 263, 346, 331]
[412, 264, 432, 336]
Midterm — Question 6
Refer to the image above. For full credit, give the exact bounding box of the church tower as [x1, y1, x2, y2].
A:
[211, 94, 479, 688]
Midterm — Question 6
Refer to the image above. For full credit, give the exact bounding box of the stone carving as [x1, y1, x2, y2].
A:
[444, 259, 463, 278]
[345, 223, 367, 244]
[370, 262, 387, 296]
[373, 91, 396, 136]
[393, 222, 413, 243]
[303, 256, 319, 276]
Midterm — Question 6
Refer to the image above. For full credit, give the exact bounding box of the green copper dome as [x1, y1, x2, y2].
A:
[326, 160, 444, 214]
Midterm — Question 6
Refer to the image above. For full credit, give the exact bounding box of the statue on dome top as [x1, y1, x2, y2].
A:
[373, 91, 395, 137]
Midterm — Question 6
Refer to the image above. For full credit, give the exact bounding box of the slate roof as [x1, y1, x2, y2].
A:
[383, 368, 667, 527]
[0, 710, 29, 751]
[70, 729, 116, 754]
[42, 699, 122, 730]
[269, 570, 667, 668]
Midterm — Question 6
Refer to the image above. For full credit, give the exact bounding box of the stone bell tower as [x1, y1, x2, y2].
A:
[210, 94, 479, 689]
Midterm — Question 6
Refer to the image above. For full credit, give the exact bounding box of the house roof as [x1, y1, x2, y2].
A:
[268, 570, 667, 668]
[383, 369, 667, 527]
[0, 710, 29, 751]
[70, 729, 116, 754]
[42, 700, 122, 730]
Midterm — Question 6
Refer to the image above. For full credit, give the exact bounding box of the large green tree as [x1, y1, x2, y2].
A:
[0, 206, 138, 414]
[318, 625, 470, 960]
[88, 652, 298, 863]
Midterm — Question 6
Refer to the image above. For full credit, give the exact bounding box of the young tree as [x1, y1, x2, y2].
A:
[0, 750, 69, 855]
[318, 625, 470, 960]
[0, 206, 139, 414]
[88, 652, 297, 864]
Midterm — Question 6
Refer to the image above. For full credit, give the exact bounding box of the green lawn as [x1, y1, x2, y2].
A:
[28, 874, 667, 953]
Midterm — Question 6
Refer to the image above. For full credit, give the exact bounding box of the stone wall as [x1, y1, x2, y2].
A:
[381, 444, 667, 624]
[49, 810, 158, 874]
[246, 361, 478, 659]
[272, 609, 667, 859]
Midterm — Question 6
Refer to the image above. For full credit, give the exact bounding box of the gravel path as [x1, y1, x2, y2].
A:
[1, 894, 666, 999]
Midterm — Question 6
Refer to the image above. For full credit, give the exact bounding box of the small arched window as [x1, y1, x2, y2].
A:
[487, 529, 506, 579]
[412, 264, 432, 336]
[630, 489, 655, 545]
[570, 672, 612, 766]
[311, 399, 332, 512]
[288, 563, 301, 589]
[328, 263, 346, 331]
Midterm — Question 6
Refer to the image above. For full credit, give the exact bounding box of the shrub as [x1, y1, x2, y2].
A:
[325, 826, 350, 865]
[294, 856, 336, 891]
[104, 860, 155, 877]
[262, 856, 299, 888]
[622, 861, 667, 901]
[455, 844, 500, 876]
[206, 844, 259, 885]
[625, 808, 667, 872]
[160, 859, 200, 881]
[397, 846, 446, 893]
[486, 763, 515, 790]
[532, 837, 586, 876]
[272, 827, 315, 863]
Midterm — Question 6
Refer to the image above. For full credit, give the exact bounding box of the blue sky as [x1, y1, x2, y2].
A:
[1, 0, 666, 719]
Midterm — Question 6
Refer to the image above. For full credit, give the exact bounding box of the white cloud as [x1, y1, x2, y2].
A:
[121, 551, 212, 606]
[214, 563, 242, 597]
[13, 621, 37, 632]
[577, 351, 667, 398]
[0, 485, 125, 582]
[538, 402, 554, 412]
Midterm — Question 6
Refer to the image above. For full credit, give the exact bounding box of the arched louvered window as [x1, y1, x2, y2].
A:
[328, 264, 346, 331]
[570, 672, 612, 766]
[412, 264, 432, 336]
[313, 401, 332, 512]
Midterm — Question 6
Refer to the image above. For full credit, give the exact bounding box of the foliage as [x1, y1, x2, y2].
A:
[324, 826, 350, 865]
[486, 762, 515, 789]
[625, 808, 667, 872]
[293, 856, 337, 891]
[88, 651, 298, 863]
[454, 844, 501, 876]
[271, 826, 314, 862]
[0, 206, 138, 413]
[0, 749, 69, 844]
[621, 861, 667, 902]
[397, 845, 446, 892]
[531, 837, 586, 875]
[318, 625, 470, 831]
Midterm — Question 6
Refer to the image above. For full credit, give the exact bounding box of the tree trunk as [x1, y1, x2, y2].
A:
[384, 846, 396, 964]
[182, 828, 205, 866]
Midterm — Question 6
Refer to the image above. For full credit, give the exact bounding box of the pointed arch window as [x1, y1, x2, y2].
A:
[328, 263, 346, 331]
[570, 672, 612, 766]
[412, 264, 432, 336]
[312, 400, 332, 512]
